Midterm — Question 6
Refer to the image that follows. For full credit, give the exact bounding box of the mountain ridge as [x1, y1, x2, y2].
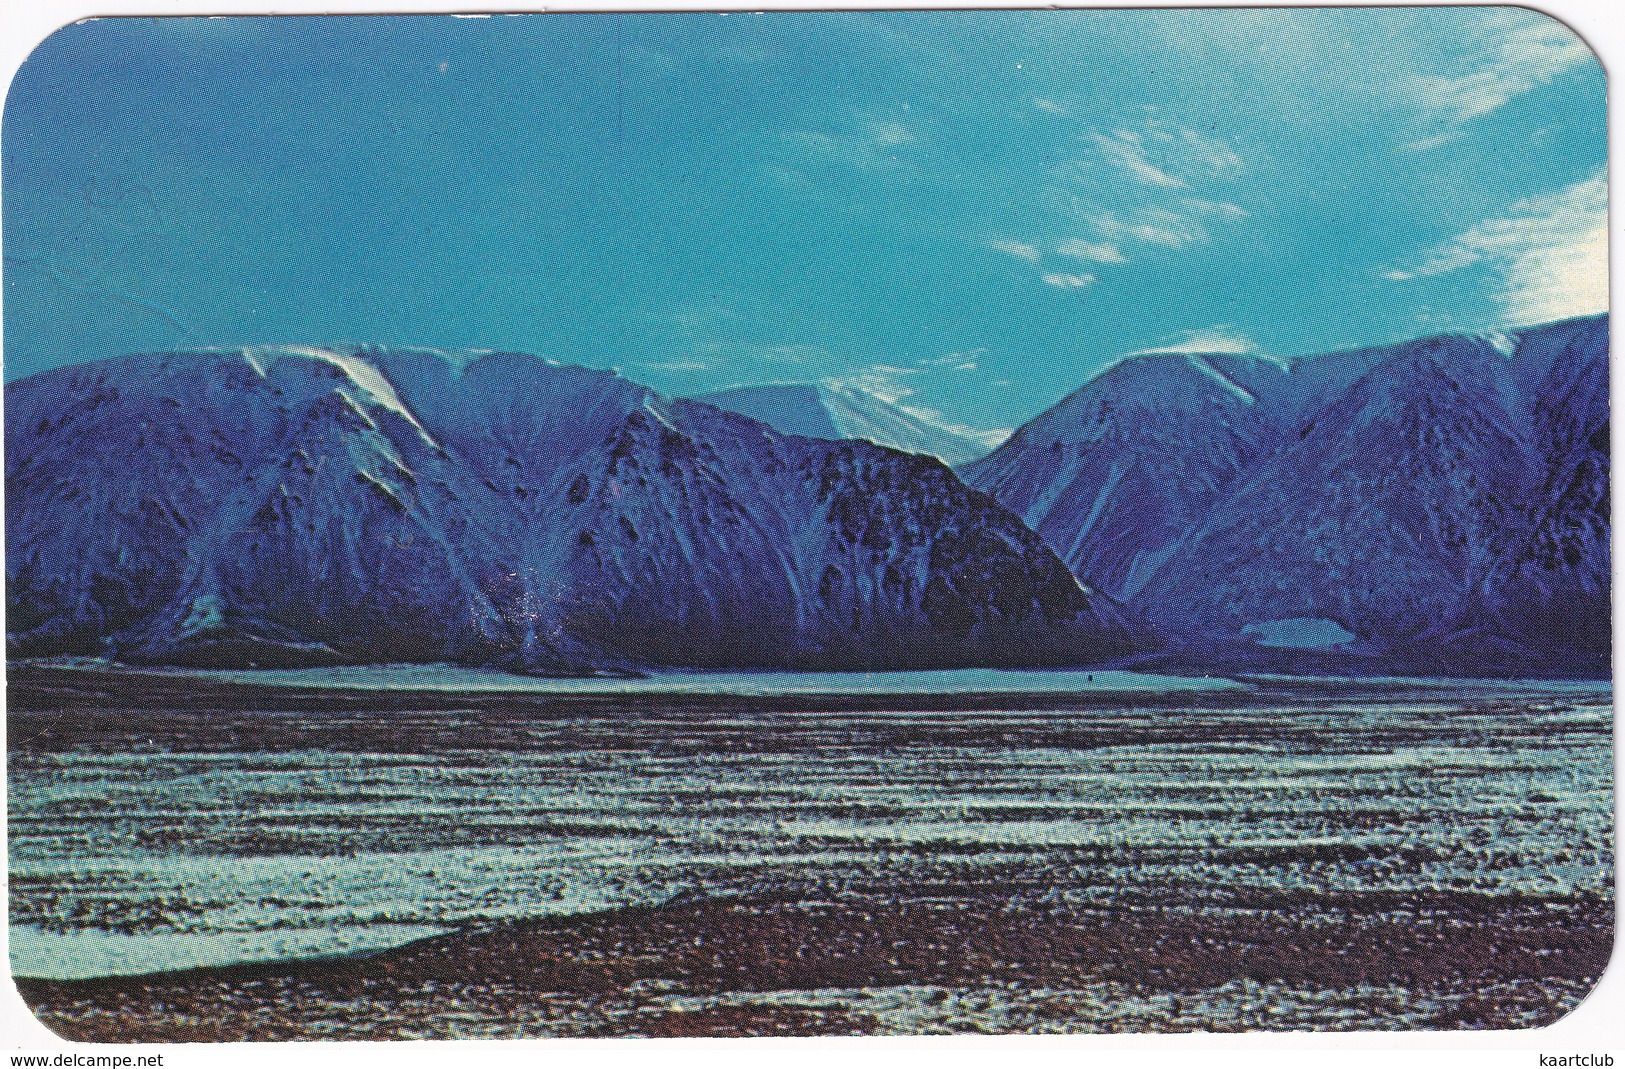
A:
[5, 345, 1142, 674]
[961, 314, 1610, 675]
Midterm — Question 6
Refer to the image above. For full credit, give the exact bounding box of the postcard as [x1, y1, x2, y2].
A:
[2, 5, 1612, 1045]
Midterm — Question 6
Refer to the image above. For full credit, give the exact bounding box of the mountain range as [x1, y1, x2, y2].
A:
[961, 314, 1610, 675]
[5, 346, 1138, 674]
[5, 315, 1609, 678]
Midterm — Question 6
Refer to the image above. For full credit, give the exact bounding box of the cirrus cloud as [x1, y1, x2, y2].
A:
[1405, 9, 1596, 145]
[1381, 171, 1606, 327]
[1056, 239, 1127, 264]
[1124, 325, 1262, 358]
[989, 239, 1042, 263]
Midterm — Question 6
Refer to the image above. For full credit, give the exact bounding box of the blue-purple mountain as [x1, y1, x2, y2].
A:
[5, 346, 1141, 673]
[961, 314, 1610, 675]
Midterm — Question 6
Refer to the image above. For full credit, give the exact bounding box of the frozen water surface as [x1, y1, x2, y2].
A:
[32, 661, 1249, 695]
[10, 922, 446, 981]
[1241, 618, 1358, 649]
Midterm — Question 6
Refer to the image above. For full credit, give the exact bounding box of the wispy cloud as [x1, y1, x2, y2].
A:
[1380, 247, 1480, 282]
[1092, 208, 1206, 250]
[1174, 127, 1245, 175]
[630, 358, 712, 373]
[1124, 326, 1261, 358]
[1041, 272, 1095, 290]
[988, 239, 1042, 263]
[1013, 119, 1248, 269]
[1408, 10, 1595, 129]
[835, 363, 925, 403]
[1090, 123, 1246, 189]
[869, 121, 916, 147]
[1381, 172, 1607, 326]
[1091, 130, 1189, 190]
[655, 296, 856, 387]
[1056, 239, 1127, 264]
[1401, 130, 1467, 154]
[1182, 196, 1248, 219]
[828, 362, 1012, 448]
[746, 344, 840, 366]
[916, 347, 988, 370]
[783, 113, 922, 174]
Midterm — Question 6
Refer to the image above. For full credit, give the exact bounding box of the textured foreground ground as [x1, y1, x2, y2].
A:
[17, 883, 1612, 1039]
[9, 667, 1614, 1039]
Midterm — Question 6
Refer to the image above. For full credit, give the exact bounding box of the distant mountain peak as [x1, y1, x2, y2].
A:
[691, 379, 1005, 466]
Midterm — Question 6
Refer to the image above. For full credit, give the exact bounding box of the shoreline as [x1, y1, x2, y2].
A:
[5, 660, 1255, 715]
[7, 659, 1611, 716]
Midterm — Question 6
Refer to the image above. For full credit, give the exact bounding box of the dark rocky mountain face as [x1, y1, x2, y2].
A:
[5, 346, 1142, 673]
[962, 315, 1610, 675]
[1484, 319, 1611, 667]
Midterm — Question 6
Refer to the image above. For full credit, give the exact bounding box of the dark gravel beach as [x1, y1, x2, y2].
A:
[17, 883, 1612, 1040]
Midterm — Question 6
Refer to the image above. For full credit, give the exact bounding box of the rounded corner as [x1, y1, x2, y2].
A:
[1532, 917, 1621, 1033]
[5, 968, 86, 1046]
[2, 16, 100, 127]
[1503, 4, 1608, 81]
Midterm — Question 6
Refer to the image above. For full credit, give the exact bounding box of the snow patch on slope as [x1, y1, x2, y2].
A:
[253, 344, 443, 449]
[1186, 354, 1257, 404]
[1241, 618, 1358, 649]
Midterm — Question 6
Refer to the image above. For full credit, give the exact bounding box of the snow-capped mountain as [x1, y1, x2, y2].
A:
[959, 351, 1292, 601]
[962, 315, 1610, 674]
[1137, 334, 1534, 643]
[692, 381, 1004, 466]
[5, 346, 1141, 673]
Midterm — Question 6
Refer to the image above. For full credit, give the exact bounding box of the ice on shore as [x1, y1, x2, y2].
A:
[9, 923, 447, 981]
[32, 661, 1253, 696]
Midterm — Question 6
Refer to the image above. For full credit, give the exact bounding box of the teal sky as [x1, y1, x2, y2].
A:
[1, 8, 1607, 435]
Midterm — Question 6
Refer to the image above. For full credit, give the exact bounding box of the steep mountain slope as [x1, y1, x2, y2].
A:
[6, 346, 1140, 673]
[959, 351, 1291, 600]
[1483, 317, 1611, 669]
[962, 316, 1609, 673]
[1138, 336, 1533, 642]
[694, 381, 1003, 466]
